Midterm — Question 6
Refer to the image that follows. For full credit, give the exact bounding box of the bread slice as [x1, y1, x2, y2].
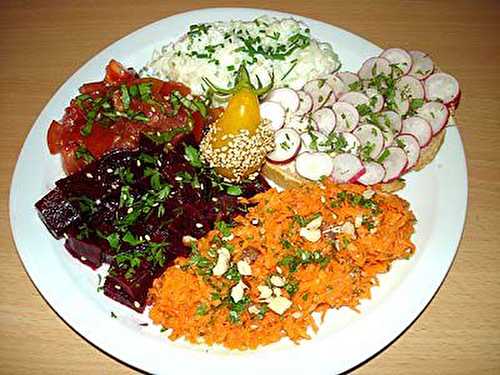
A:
[262, 123, 449, 193]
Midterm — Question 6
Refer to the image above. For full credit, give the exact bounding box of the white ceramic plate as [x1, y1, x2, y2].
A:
[9, 8, 467, 374]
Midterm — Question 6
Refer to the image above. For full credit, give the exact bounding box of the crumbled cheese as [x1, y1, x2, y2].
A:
[257, 285, 273, 300]
[182, 235, 197, 247]
[306, 215, 323, 230]
[273, 287, 282, 297]
[212, 247, 231, 276]
[299, 227, 321, 242]
[362, 188, 375, 200]
[248, 305, 260, 315]
[268, 296, 292, 315]
[276, 266, 283, 274]
[237, 260, 252, 276]
[342, 221, 356, 237]
[223, 233, 234, 241]
[354, 215, 363, 228]
[270, 275, 285, 287]
[231, 280, 247, 303]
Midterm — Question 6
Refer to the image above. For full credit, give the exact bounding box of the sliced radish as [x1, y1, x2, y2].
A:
[380, 48, 413, 75]
[424, 72, 461, 108]
[295, 152, 334, 181]
[332, 102, 359, 132]
[266, 128, 301, 164]
[358, 161, 386, 185]
[358, 57, 392, 80]
[330, 153, 366, 183]
[335, 71, 360, 88]
[353, 124, 385, 159]
[338, 92, 370, 108]
[285, 115, 317, 133]
[302, 79, 335, 111]
[393, 90, 410, 115]
[381, 147, 408, 182]
[265, 88, 300, 112]
[311, 107, 336, 135]
[378, 110, 402, 134]
[394, 134, 421, 171]
[401, 116, 433, 147]
[301, 131, 329, 153]
[395, 75, 425, 100]
[341, 132, 361, 154]
[417, 101, 450, 135]
[326, 75, 348, 98]
[259, 101, 285, 131]
[365, 88, 385, 113]
[295, 91, 313, 116]
[408, 50, 434, 80]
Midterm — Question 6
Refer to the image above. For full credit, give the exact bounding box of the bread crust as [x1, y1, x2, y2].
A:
[261, 119, 451, 192]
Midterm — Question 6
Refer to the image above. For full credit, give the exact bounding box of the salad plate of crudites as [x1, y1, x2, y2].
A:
[9, 8, 467, 375]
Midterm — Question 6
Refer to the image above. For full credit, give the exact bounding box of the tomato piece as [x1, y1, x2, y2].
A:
[105, 59, 134, 85]
[62, 105, 86, 129]
[47, 120, 64, 154]
[129, 78, 165, 97]
[83, 124, 117, 158]
[79, 81, 107, 95]
[112, 120, 142, 150]
[191, 111, 205, 144]
[61, 145, 87, 175]
[159, 81, 191, 97]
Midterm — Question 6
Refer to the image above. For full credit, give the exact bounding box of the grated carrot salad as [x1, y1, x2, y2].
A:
[148, 182, 416, 350]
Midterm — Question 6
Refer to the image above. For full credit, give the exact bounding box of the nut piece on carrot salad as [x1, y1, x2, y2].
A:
[148, 181, 416, 350]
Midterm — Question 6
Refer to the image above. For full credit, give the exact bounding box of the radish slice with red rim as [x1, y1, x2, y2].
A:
[340, 132, 361, 154]
[394, 134, 421, 171]
[408, 50, 434, 80]
[380, 48, 413, 75]
[295, 152, 334, 181]
[330, 153, 366, 183]
[365, 88, 385, 113]
[335, 71, 360, 89]
[339, 92, 370, 108]
[381, 147, 408, 182]
[326, 75, 348, 98]
[358, 57, 392, 80]
[265, 88, 300, 112]
[424, 72, 461, 108]
[393, 90, 410, 115]
[302, 79, 335, 111]
[311, 107, 336, 136]
[395, 75, 425, 100]
[401, 116, 433, 147]
[332, 102, 359, 132]
[295, 91, 313, 116]
[267, 128, 301, 164]
[378, 110, 402, 135]
[358, 161, 386, 185]
[259, 101, 286, 131]
[300, 131, 329, 153]
[353, 124, 385, 159]
[417, 101, 450, 135]
[285, 115, 317, 133]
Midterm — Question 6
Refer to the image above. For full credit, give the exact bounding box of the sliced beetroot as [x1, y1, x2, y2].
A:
[260, 101, 286, 131]
[382, 147, 408, 182]
[265, 87, 300, 112]
[295, 152, 334, 181]
[267, 128, 301, 164]
[357, 161, 386, 185]
[394, 134, 421, 171]
[330, 153, 366, 183]
[332, 102, 359, 132]
[395, 75, 425, 100]
[401, 116, 433, 147]
[408, 50, 434, 80]
[380, 48, 413, 75]
[417, 101, 450, 135]
[358, 57, 392, 80]
[424, 72, 461, 108]
[311, 107, 336, 135]
[295, 90, 314, 116]
[353, 124, 385, 159]
[302, 79, 335, 111]
[285, 115, 318, 133]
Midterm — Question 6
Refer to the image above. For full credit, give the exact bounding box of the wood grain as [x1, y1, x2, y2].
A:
[1, 0, 499, 373]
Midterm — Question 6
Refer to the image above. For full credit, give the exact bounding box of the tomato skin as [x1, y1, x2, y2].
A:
[83, 124, 116, 158]
[79, 81, 107, 96]
[191, 111, 205, 144]
[159, 81, 191, 97]
[47, 120, 64, 154]
[61, 145, 86, 175]
[105, 59, 134, 85]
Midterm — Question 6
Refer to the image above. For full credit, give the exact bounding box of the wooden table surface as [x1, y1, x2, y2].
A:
[1, 0, 499, 373]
